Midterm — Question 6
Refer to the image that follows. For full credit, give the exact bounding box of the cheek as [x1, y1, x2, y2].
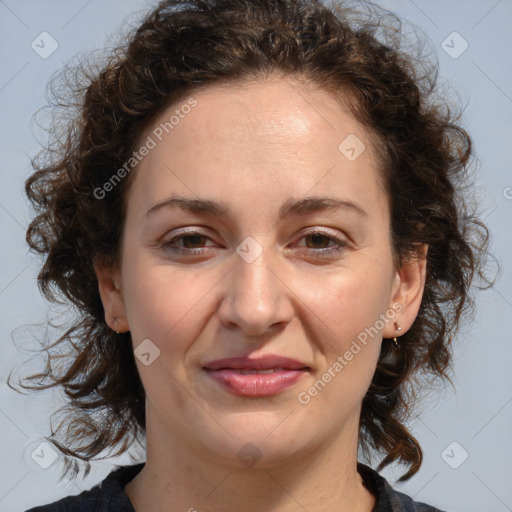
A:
[302, 252, 394, 387]
[122, 254, 219, 353]
[312, 263, 393, 338]
[296, 271, 388, 414]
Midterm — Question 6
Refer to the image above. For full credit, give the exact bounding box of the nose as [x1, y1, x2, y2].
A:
[217, 243, 294, 337]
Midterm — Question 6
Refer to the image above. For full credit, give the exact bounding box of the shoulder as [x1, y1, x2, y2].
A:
[357, 463, 447, 512]
[24, 463, 144, 512]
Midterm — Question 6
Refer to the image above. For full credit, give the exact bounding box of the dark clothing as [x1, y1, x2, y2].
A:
[25, 462, 445, 511]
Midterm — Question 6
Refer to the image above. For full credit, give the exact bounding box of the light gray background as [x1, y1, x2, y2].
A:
[0, 1, 511, 511]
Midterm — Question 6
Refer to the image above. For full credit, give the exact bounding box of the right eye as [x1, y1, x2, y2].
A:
[160, 230, 218, 256]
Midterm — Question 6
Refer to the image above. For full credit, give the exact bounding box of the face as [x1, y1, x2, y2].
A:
[97, 75, 425, 468]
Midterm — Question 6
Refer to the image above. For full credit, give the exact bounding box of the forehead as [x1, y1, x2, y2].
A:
[151, 77, 373, 158]
[126, 76, 387, 219]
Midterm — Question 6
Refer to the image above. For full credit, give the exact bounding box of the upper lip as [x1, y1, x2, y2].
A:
[203, 355, 310, 371]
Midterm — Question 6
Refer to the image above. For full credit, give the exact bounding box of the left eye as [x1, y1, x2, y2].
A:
[170, 233, 211, 249]
[295, 231, 348, 257]
[298, 232, 339, 249]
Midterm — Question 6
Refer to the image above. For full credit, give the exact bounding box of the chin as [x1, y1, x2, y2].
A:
[196, 412, 314, 469]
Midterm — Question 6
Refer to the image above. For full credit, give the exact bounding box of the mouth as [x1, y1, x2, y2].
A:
[203, 355, 310, 397]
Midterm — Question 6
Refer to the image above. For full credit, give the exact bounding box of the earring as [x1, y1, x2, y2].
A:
[393, 322, 402, 349]
[114, 319, 119, 334]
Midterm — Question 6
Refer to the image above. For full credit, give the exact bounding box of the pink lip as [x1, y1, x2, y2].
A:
[203, 355, 310, 397]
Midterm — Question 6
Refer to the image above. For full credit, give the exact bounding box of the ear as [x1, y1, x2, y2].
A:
[382, 244, 428, 339]
[94, 260, 130, 333]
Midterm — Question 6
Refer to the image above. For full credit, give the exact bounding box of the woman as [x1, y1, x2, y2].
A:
[14, 0, 490, 510]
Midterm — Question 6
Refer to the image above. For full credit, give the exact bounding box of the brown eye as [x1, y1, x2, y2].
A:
[177, 234, 208, 249]
[303, 233, 335, 249]
[295, 230, 349, 258]
[160, 230, 216, 256]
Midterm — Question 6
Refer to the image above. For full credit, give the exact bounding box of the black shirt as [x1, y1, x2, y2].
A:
[24, 462, 446, 511]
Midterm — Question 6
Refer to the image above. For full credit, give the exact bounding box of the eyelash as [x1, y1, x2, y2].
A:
[160, 229, 348, 258]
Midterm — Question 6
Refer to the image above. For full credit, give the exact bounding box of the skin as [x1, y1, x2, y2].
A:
[96, 74, 427, 512]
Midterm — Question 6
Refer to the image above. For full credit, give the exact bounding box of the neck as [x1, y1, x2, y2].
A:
[125, 407, 376, 512]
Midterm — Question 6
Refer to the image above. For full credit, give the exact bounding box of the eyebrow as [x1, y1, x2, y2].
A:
[145, 195, 369, 220]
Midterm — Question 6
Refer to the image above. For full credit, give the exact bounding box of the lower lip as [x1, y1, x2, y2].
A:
[204, 369, 307, 396]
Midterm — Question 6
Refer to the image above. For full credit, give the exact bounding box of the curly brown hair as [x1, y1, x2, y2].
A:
[9, 0, 492, 483]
